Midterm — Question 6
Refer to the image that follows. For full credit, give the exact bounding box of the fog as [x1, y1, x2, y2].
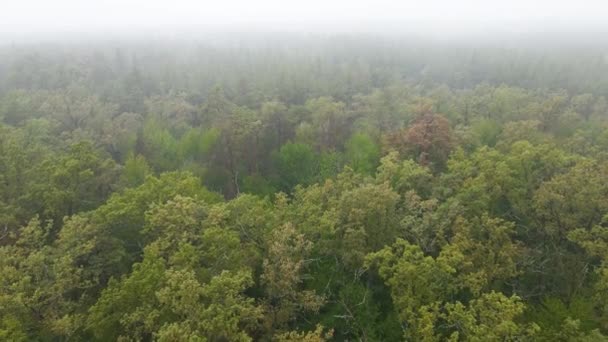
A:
[3, 0, 608, 39]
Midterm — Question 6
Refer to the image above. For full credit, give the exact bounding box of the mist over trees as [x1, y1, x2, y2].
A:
[1, 33, 608, 340]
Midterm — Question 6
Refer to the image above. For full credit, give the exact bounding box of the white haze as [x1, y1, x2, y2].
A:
[1, 0, 608, 39]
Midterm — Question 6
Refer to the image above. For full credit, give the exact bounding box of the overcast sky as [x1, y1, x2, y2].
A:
[2, 0, 608, 36]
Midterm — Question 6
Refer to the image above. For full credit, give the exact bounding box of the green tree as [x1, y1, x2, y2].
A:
[275, 142, 318, 191]
[120, 153, 151, 188]
[345, 132, 380, 175]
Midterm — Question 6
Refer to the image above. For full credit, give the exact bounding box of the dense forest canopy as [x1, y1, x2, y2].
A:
[2, 33, 608, 341]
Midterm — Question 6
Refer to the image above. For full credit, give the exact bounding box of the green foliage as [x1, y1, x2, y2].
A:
[242, 173, 277, 198]
[316, 150, 344, 182]
[88, 250, 262, 341]
[4, 36, 608, 341]
[471, 118, 502, 147]
[376, 152, 434, 197]
[274, 325, 333, 341]
[275, 142, 318, 191]
[345, 132, 380, 175]
[534, 160, 608, 237]
[366, 239, 537, 340]
[526, 296, 600, 340]
[140, 118, 180, 171]
[33, 141, 119, 223]
[178, 127, 219, 163]
[262, 223, 324, 330]
[120, 153, 151, 188]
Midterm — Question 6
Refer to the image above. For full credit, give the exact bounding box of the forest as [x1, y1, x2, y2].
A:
[1, 34, 608, 341]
